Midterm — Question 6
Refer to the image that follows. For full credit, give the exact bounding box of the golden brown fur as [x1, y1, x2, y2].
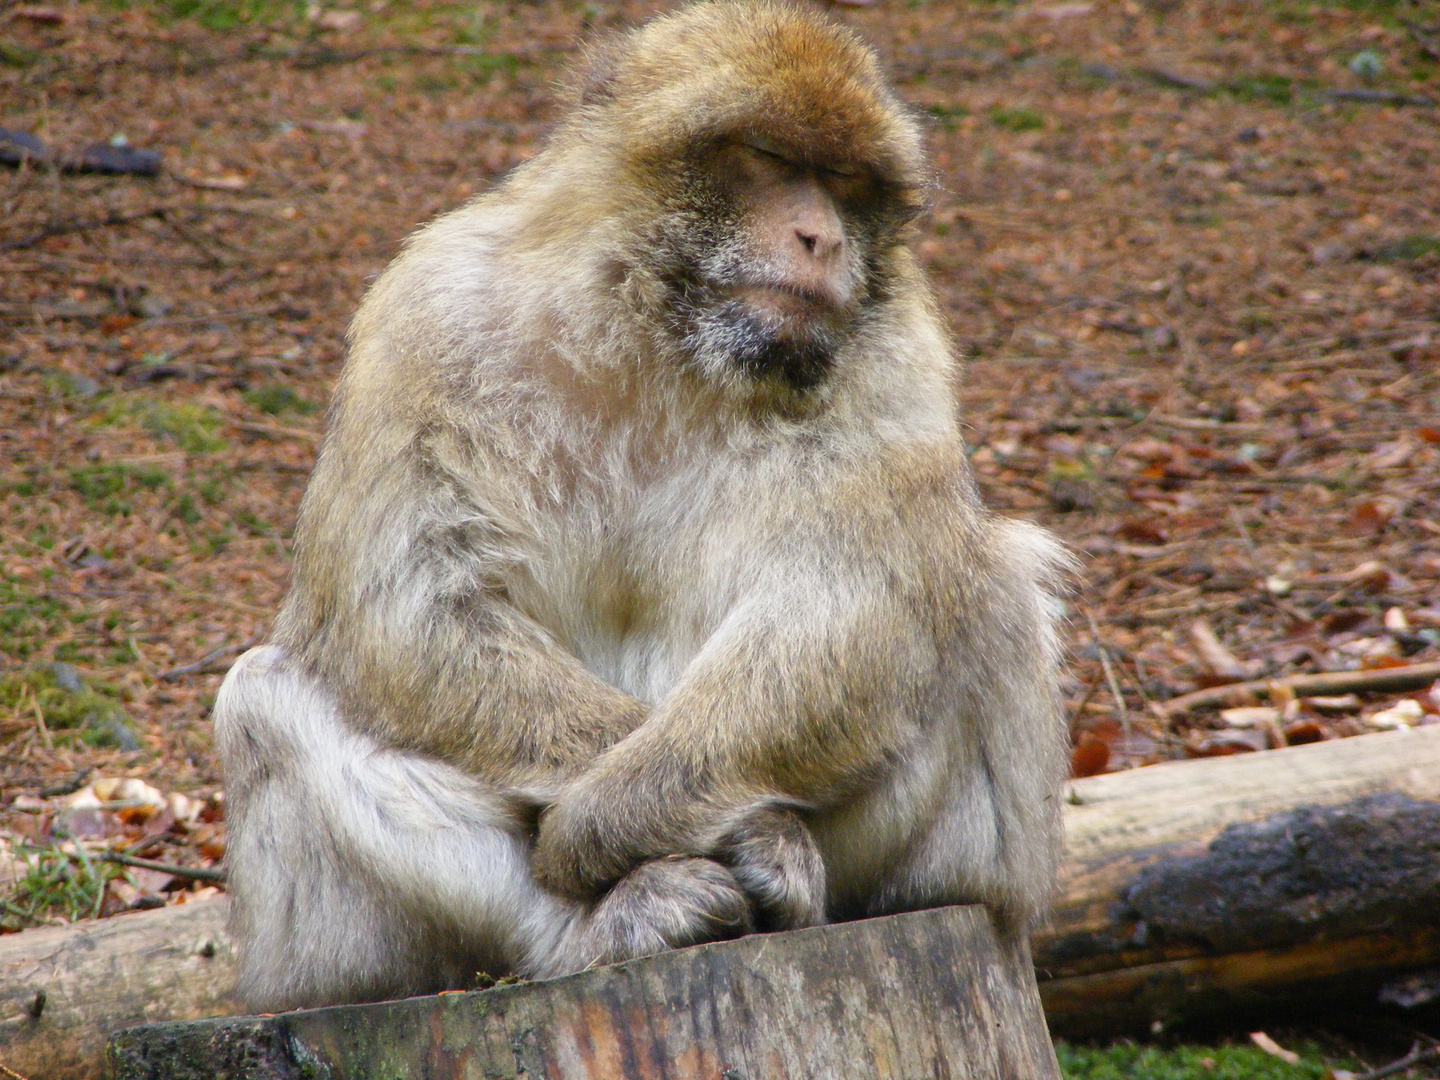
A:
[215, 0, 1071, 1011]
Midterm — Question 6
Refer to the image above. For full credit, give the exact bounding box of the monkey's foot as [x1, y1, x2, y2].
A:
[539, 856, 753, 977]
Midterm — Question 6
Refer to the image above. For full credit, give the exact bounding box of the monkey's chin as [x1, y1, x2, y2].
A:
[685, 298, 840, 393]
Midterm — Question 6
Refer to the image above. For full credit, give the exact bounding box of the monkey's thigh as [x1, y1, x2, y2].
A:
[821, 622, 1060, 920]
[809, 726, 992, 917]
[214, 646, 569, 1009]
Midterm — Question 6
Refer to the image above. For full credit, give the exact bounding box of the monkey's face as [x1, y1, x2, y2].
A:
[659, 137, 901, 395]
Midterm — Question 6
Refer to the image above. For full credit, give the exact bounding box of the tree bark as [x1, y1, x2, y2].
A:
[106, 905, 1060, 1080]
[0, 897, 237, 1080]
[1037, 723, 1440, 1035]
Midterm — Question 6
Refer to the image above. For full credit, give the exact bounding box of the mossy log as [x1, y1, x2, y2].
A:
[105, 904, 1060, 1080]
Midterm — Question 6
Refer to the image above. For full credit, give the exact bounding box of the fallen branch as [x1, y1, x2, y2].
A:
[1153, 659, 1440, 718]
[0, 898, 236, 1080]
[0, 205, 181, 253]
[233, 420, 320, 444]
[8, 727, 1440, 1070]
[158, 640, 252, 682]
[100, 852, 225, 883]
[1356, 1043, 1440, 1080]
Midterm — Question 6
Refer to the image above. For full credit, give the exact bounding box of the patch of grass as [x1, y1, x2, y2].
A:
[107, 398, 227, 454]
[989, 105, 1045, 132]
[242, 383, 316, 416]
[1224, 74, 1293, 105]
[69, 462, 170, 514]
[0, 664, 134, 749]
[155, 0, 305, 31]
[2, 842, 123, 928]
[1056, 1040, 1352, 1079]
[0, 576, 68, 661]
[172, 492, 203, 525]
[1372, 234, 1440, 261]
[462, 51, 521, 84]
[0, 39, 43, 67]
[926, 104, 970, 131]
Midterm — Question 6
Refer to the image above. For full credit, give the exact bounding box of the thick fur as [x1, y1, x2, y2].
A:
[215, 0, 1072, 1011]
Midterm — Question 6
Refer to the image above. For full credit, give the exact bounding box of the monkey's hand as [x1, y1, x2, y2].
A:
[532, 758, 826, 931]
[530, 762, 680, 900]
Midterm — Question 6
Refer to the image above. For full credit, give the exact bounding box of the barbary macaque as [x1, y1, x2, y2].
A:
[215, 0, 1071, 1011]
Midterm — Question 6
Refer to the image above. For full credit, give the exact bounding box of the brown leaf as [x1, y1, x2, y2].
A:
[1070, 730, 1110, 777]
[1282, 719, 1326, 745]
[1116, 518, 1168, 545]
[1343, 500, 1392, 536]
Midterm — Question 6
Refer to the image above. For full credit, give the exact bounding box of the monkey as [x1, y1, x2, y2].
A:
[214, 0, 1072, 1012]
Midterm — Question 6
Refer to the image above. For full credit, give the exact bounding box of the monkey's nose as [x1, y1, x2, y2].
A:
[794, 224, 843, 263]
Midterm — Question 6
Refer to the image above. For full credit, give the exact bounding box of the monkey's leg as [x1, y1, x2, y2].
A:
[216, 646, 752, 1007]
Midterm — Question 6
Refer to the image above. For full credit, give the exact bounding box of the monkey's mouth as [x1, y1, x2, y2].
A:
[726, 283, 838, 322]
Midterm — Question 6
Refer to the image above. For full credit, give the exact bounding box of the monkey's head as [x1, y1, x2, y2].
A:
[562, 1, 930, 398]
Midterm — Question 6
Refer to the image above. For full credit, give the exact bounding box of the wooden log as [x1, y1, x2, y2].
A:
[1038, 723, 1440, 1035]
[105, 904, 1060, 1080]
[0, 897, 238, 1080]
[10, 725, 1440, 1074]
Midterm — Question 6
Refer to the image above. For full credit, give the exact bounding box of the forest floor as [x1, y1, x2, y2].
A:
[1, 0, 1438, 1054]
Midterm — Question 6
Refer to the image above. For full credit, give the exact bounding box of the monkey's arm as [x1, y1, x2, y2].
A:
[530, 578, 939, 897]
[277, 428, 650, 788]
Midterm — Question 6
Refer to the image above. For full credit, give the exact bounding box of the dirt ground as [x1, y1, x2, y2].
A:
[1, 0, 1437, 934]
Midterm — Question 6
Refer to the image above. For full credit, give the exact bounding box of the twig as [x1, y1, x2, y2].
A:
[234, 420, 320, 444]
[1399, 16, 1440, 60]
[159, 639, 255, 681]
[0, 1059, 37, 1080]
[1155, 660, 1440, 718]
[38, 766, 92, 798]
[1323, 88, 1434, 106]
[0, 204, 180, 253]
[158, 208, 244, 267]
[1142, 67, 1216, 91]
[1354, 1043, 1440, 1080]
[101, 851, 226, 883]
[1084, 610, 1132, 762]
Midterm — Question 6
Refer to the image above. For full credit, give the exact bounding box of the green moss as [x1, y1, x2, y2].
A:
[242, 383, 316, 416]
[989, 105, 1045, 132]
[69, 463, 171, 512]
[0, 664, 138, 749]
[1056, 1040, 1352, 1079]
[106, 398, 227, 454]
